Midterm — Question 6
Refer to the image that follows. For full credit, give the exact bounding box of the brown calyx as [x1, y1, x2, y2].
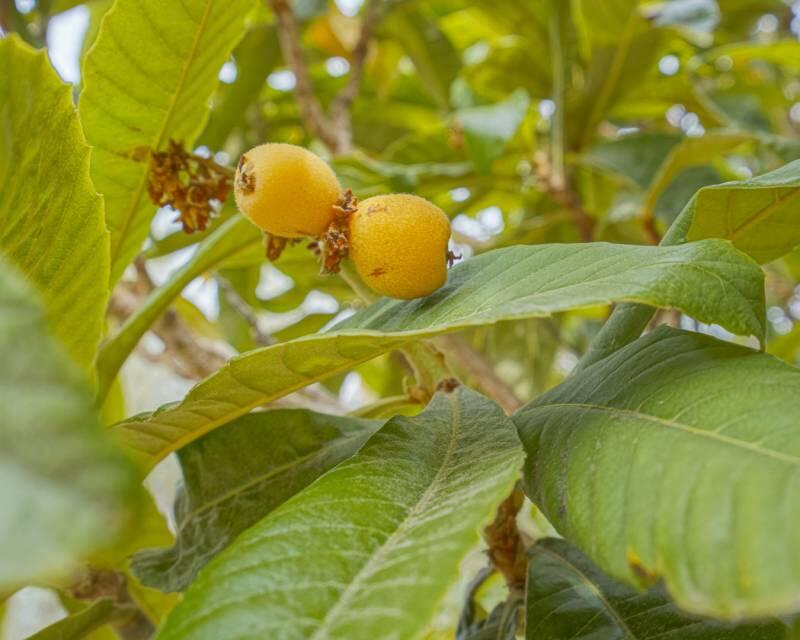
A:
[235, 153, 255, 194]
[263, 233, 302, 262]
[314, 188, 358, 274]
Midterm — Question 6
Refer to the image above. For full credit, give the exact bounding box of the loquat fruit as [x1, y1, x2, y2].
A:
[349, 194, 451, 300]
[234, 143, 341, 238]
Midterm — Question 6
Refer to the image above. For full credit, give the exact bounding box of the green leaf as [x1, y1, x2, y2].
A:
[111, 240, 765, 468]
[526, 538, 788, 640]
[574, 198, 698, 371]
[27, 599, 121, 640]
[154, 388, 523, 640]
[0, 36, 109, 373]
[572, 3, 671, 147]
[0, 258, 137, 592]
[687, 160, 800, 263]
[515, 327, 800, 618]
[457, 89, 530, 174]
[384, 6, 460, 110]
[131, 410, 380, 592]
[585, 133, 682, 190]
[573, 0, 641, 46]
[96, 214, 260, 401]
[642, 132, 752, 217]
[79, 0, 255, 285]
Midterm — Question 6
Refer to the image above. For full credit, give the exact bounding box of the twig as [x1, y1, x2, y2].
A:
[216, 275, 276, 347]
[532, 150, 595, 243]
[483, 487, 529, 593]
[549, 0, 567, 192]
[109, 279, 229, 380]
[267, 0, 339, 151]
[67, 569, 154, 640]
[641, 209, 662, 244]
[267, 0, 381, 154]
[0, 0, 9, 32]
[329, 0, 381, 153]
[435, 334, 523, 415]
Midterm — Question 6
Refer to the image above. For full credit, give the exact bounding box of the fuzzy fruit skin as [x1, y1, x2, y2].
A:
[234, 143, 340, 238]
[350, 194, 451, 300]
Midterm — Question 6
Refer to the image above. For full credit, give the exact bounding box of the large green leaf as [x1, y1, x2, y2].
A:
[526, 538, 789, 640]
[515, 327, 800, 618]
[0, 37, 109, 373]
[688, 160, 800, 263]
[155, 388, 523, 640]
[0, 258, 137, 592]
[96, 213, 260, 401]
[111, 240, 765, 468]
[79, 0, 255, 285]
[131, 410, 379, 592]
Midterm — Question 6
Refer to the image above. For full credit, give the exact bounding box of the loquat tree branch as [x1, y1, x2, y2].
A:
[216, 275, 276, 347]
[329, 0, 382, 153]
[0, 0, 9, 32]
[267, 0, 381, 154]
[435, 334, 523, 415]
[267, 0, 339, 151]
[67, 569, 154, 640]
[532, 150, 595, 243]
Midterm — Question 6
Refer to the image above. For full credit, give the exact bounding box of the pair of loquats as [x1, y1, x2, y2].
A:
[234, 143, 451, 300]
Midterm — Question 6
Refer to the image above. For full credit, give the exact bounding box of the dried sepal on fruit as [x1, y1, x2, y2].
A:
[263, 233, 301, 262]
[349, 194, 452, 300]
[146, 140, 232, 233]
[234, 143, 341, 238]
[314, 189, 357, 274]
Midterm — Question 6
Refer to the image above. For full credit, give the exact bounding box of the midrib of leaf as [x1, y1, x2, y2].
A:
[728, 187, 800, 241]
[308, 393, 461, 639]
[176, 432, 368, 528]
[533, 546, 636, 639]
[579, 8, 639, 147]
[527, 403, 800, 466]
[108, 0, 215, 266]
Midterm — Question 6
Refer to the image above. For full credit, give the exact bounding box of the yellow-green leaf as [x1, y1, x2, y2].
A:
[0, 36, 109, 373]
[688, 160, 800, 263]
[79, 0, 255, 284]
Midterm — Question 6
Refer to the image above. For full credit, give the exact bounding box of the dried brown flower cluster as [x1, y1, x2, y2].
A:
[309, 188, 358, 273]
[146, 140, 233, 233]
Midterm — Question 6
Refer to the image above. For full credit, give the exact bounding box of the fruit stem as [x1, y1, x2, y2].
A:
[337, 260, 376, 305]
[336, 260, 455, 401]
[401, 341, 453, 403]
